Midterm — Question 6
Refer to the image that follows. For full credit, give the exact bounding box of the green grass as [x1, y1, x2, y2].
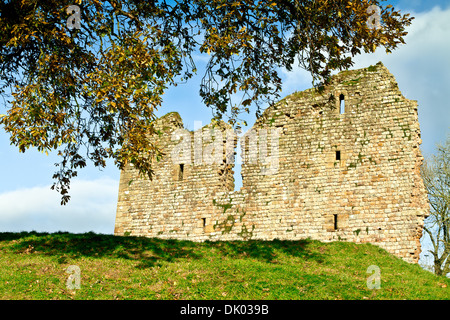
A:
[0, 231, 448, 300]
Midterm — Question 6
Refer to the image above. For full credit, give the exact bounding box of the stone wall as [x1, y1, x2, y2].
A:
[114, 62, 429, 264]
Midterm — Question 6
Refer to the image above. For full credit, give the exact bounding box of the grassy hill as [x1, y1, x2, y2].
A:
[0, 231, 448, 300]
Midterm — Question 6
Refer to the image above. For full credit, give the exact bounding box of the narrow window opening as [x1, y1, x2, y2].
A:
[333, 214, 338, 230]
[178, 163, 184, 181]
[233, 140, 243, 191]
[336, 151, 341, 161]
[201, 218, 206, 228]
[339, 94, 345, 114]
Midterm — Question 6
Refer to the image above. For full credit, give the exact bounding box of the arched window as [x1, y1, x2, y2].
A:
[339, 94, 345, 114]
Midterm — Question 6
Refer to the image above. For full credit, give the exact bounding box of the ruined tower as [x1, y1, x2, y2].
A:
[114, 62, 429, 264]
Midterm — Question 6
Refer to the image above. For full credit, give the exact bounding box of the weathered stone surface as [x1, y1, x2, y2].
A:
[114, 62, 429, 264]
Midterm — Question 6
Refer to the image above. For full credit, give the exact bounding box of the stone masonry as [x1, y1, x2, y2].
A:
[114, 62, 430, 264]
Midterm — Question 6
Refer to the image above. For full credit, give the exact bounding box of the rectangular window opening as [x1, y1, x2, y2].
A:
[201, 218, 206, 228]
[233, 140, 243, 192]
[333, 214, 338, 230]
[339, 94, 345, 114]
[178, 163, 184, 181]
[336, 151, 341, 161]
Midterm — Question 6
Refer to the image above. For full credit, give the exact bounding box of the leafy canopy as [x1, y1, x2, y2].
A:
[0, 0, 413, 203]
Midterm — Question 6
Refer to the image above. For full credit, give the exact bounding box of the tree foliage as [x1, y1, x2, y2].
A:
[0, 0, 413, 203]
[422, 135, 450, 276]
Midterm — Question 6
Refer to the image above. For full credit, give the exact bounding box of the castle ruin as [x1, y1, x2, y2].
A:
[114, 62, 429, 264]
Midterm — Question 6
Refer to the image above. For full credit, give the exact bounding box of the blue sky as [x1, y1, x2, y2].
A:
[0, 1, 449, 267]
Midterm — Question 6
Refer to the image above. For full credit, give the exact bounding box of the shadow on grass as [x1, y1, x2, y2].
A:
[0, 231, 201, 269]
[206, 239, 325, 264]
[0, 231, 325, 268]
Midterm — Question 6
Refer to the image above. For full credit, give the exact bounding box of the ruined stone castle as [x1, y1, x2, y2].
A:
[114, 62, 429, 264]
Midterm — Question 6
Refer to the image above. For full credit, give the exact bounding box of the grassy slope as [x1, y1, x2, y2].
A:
[0, 231, 448, 300]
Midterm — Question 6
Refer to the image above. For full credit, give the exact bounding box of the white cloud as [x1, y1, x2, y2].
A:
[0, 178, 119, 234]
